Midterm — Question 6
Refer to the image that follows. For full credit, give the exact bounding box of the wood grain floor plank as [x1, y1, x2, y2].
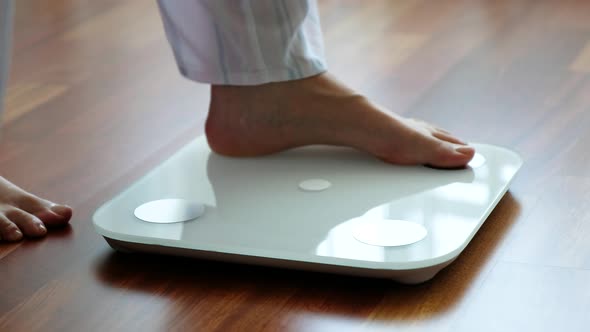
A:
[570, 41, 590, 72]
[451, 262, 590, 332]
[3, 84, 69, 124]
[3, 0, 590, 331]
[501, 177, 590, 269]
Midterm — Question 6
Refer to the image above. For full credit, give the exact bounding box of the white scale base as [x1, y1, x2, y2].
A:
[93, 137, 522, 284]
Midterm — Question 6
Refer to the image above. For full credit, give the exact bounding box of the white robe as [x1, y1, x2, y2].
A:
[157, 0, 327, 85]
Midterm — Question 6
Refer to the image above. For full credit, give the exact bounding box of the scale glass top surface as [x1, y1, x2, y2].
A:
[94, 137, 522, 272]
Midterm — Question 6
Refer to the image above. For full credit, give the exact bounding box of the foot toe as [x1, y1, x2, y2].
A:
[0, 216, 24, 242]
[429, 143, 475, 168]
[6, 208, 47, 238]
[432, 130, 466, 145]
[35, 205, 73, 228]
[15, 194, 72, 228]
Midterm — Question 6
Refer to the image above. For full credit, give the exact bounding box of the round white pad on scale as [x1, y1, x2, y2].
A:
[134, 199, 205, 223]
[353, 219, 428, 247]
[299, 179, 332, 192]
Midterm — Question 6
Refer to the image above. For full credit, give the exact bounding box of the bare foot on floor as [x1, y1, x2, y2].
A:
[205, 73, 475, 168]
[0, 176, 72, 242]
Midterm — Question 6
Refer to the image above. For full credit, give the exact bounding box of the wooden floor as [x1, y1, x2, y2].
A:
[2, 0, 590, 331]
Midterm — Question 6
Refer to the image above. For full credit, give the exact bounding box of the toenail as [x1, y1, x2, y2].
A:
[50, 204, 70, 217]
[455, 146, 474, 154]
[38, 223, 47, 231]
[12, 230, 22, 240]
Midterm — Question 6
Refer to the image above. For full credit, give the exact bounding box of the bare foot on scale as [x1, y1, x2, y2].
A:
[205, 73, 475, 167]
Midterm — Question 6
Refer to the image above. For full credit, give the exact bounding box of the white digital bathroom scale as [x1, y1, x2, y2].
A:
[93, 137, 522, 284]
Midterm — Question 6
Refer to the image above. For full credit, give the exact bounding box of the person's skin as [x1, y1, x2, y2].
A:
[206, 73, 475, 168]
[0, 177, 72, 242]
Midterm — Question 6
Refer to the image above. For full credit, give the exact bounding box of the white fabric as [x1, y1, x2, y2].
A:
[157, 0, 327, 85]
[0, 0, 13, 116]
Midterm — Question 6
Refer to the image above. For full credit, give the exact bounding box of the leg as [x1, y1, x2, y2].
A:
[0, 0, 72, 242]
[157, 0, 475, 167]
